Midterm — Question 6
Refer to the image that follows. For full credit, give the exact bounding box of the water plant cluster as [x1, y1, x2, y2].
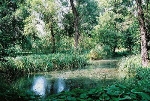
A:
[1, 53, 87, 74]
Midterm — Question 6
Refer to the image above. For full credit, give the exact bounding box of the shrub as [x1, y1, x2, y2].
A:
[87, 45, 106, 60]
[118, 55, 143, 79]
[3, 53, 87, 74]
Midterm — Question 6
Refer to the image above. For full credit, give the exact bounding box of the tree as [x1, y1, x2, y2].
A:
[135, 0, 149, 67]
[62, 12, 74, 37]
[123, 21, 140, 53]
[61, 0, 99, 50]
[144, 0, 150, 50]
[23, 0, 58, 53]
[42, 0, 58, 53]
[0, 0, 27, 57]
[93, 0, 123, 56]
[70, 0, 80, 49]
[77, 0, 99, 36]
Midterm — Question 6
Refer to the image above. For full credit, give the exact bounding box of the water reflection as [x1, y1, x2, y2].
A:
[31, 76, 68, 96]
[32, 76, 49, 96]
[53, 77, 68, 93]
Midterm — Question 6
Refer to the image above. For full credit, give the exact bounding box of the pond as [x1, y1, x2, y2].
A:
[13, 75, 69, 96]
[10, 60, 119, 98]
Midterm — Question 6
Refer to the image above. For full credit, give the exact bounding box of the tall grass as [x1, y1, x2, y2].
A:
[2, 53, 87, 74]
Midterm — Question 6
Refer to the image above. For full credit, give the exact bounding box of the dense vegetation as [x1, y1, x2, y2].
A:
[0, 0, 150, 101]
[2, 53, 86, 73]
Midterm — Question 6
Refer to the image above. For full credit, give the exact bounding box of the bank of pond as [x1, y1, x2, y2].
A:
[0, 54, 150, 101]
[1, 53, 87, 74]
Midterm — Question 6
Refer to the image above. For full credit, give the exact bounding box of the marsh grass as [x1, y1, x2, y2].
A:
[2, 53, 87, 74]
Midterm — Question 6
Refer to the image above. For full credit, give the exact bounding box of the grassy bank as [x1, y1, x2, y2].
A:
[1, 53, 87, 74]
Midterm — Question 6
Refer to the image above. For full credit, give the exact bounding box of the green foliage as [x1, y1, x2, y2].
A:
[2, 53, 87, 74]
[79, 35, 96, 52]
[0, 0, 30, 57]
[55, 36, 74, 53]
[118, 55, 142, 78]
[0, 0, 150, 100]
[62, 12, 74, 37]
[87, 45, 106, 60]
[77, 0, 99, 35]
[93, 11, 120, 56]
[92, 0, 141, 55]
[123, 21, 140, 54]
[114, 49, 131, 57]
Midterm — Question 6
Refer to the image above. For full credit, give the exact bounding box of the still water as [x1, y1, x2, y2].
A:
[13, 74, 71, 97]
[12, 60, 119, 97]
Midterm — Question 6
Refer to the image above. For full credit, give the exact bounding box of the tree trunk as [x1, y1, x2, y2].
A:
[70, 0, 80, 49]
[136, 0, 149, 67]
[50, 23, 55, 53]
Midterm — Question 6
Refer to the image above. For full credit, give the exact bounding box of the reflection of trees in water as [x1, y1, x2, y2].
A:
[53, 77, 67, 93]
[32, 76, 48, 96]
[31, 76, 68, 96]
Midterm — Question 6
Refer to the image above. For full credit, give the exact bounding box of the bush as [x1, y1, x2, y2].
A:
[87, 45, 107, 60]
[87, 45, 113, 60]
[118, 55, 142, 78]
[2, 53, 87, 74]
